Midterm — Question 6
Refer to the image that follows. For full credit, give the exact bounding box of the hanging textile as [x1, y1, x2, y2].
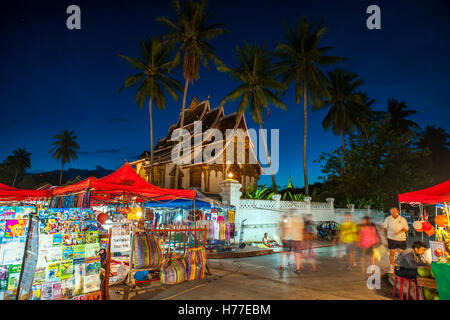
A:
[219, 223, 226, 240]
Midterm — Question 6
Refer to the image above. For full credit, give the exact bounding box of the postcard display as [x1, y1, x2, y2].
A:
[30, 208, 102, 300]
[0, 206, 34, 300]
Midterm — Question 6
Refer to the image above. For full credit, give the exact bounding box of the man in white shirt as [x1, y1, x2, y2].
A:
[384, 207, 409, 273]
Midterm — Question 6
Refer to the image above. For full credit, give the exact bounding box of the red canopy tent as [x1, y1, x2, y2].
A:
[0, 182, 50, 201]
[398, 180, 450, 204]
[50, 163, 195, 203]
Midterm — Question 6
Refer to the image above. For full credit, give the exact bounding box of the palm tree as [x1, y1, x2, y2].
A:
[5, 148, 31, 187]
[386, 99, 419, 133]
[219, 42, 287, 193]
[157, 0, 227, 187]
[275, 17, 344, 195]
[119, 36, 183, 183]
[322, 69, 372, 150]
[49, 130, 80, 185]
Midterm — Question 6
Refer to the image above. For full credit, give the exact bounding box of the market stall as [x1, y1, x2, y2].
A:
[398, 180, 450, 300]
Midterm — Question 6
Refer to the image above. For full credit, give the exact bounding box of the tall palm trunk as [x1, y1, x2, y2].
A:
[59, 160, 64, 185]
[256, 110, 278, 194]
[174, 78, 189, 188]
[340, 128, 346, 151]
[303, 82, 309, 196]
[149, 99, 155, 184]
[12, 171, 18, 187]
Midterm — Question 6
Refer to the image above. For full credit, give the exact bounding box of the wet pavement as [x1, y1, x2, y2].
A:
[110, 245, 394, 300]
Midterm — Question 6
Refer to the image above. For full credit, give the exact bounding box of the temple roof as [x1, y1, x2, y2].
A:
[133, 97, 261, 168]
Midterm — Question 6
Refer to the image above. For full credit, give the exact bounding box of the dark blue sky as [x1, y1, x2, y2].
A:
[1, 0, 449, 188]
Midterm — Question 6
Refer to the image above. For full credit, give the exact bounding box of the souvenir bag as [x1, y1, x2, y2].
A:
[185, 247, 206, 281]
[160, 254, 186, 285]
[132, 233, 162, 269]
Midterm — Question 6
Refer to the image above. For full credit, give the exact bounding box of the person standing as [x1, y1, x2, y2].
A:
[384, 207, 409, 274]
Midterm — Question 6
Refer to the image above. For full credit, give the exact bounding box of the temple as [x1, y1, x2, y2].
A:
[129, 97, 262, 196]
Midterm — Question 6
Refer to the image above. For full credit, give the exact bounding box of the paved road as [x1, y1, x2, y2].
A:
[113, 246, 394, 300]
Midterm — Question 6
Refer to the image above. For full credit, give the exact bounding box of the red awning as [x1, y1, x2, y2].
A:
[398, 180, 450, 204]
[0, 182, 50, 200]
[51, 163, 195, 201]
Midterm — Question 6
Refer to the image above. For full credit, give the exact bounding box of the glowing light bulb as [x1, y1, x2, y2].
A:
[228, 173, 233, 178]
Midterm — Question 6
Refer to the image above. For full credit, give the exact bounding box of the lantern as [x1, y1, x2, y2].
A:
[435, 215, 448, 228]
[413, 221, 423, 232]
[97, 212, 108, 225]
[425, 225, 435, 237]
[422, 221, 432, 232]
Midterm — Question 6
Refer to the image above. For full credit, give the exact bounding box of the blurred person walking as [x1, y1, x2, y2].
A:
[358, 216, 380, 273]
[286, 212, 305, 273]
[303, 214, 317, 271]
[335, 212, 359, 270]
[278, 214, 292, 270]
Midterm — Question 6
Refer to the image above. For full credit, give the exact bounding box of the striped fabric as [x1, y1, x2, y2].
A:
[185, 247, 206, 281]
[132, 233, 162, 269]
[160, 255, 186, 285]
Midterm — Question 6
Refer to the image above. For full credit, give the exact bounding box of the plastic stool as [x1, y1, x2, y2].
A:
[393, 275, 419, 300]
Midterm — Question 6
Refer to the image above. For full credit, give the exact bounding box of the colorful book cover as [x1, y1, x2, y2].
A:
[62, 246, 74, 261]
[85, 257, 100, 276]
[6, 264, 21, 291]
[38, 208, 49, 220]
[0, 207, 16, 221]
[61, 277, 74, 298]
[52, 282, 62, 299]
[0, 221, 6, 238]
[30, 284, 42, 300]
[14, 206, 34, 219]
[85, 231, 99, 244]
[5, 219, 27, 238]
[60, 260, 74, 280]
[45, 218, 63, 234]
[62, 232, 77, 246]
[45, 262, 60, 282]
[0, 265, 9, 291]
[52, 233, 63, 246]
[73, 244, 85, 259]
[63, 220, 82, 234]
[83, 220, 99, 232]
[84, 257, 100, 293]
[73, 258, 85, 296]
[85, 243, 100, 258]
[33, 266, 46, 285]
[41, 282, 53, 300]
[75, 232, 86, 245]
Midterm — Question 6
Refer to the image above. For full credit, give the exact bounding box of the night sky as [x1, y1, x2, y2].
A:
[1, 0, 449, 188]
